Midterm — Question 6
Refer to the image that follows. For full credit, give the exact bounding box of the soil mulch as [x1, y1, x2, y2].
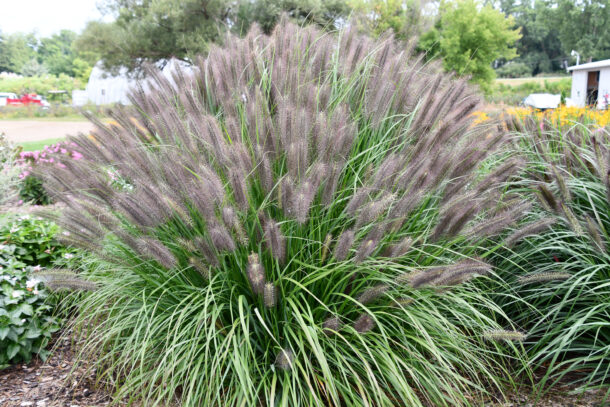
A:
[0, 333, 112, 407]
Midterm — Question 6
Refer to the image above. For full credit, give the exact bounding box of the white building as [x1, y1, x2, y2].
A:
[80, 59, 194, 106]
[567, 59, 610, 108]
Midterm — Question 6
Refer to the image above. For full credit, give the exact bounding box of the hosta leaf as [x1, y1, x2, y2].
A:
[7, 343, 20, 359]
[0, 327, 9, 340]
[19, 303, 34, 316]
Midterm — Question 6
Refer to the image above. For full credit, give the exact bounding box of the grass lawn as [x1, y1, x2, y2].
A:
[18, 137, 66, 151]
[495, 76, 571, 86]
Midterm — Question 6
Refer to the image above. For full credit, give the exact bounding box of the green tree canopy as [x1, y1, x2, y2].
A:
[418, 0, 521, 90]
[0, 32, 37, 74]
[348, 0, 435, 40]
[77, 0, 350, 73]
[553, 0, 610, 62]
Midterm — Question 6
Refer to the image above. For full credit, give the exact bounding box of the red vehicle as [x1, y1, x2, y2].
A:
[6, 93, 50, 108]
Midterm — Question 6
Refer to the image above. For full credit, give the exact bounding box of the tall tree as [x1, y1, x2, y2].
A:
[0, 32, 37, 74]
[493, 0, 564, 75]
[236, 0, 349, 34]
[76, 0, 350, 73]
[77, 0, 233, 73]
[418, 0, 521, 90]
[38, 30, 80, 76]
[553, 0, 610, 62]
[348, 0, 435, 40]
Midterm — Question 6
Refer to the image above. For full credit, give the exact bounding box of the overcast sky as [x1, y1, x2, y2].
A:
[0, 0, 111, 37]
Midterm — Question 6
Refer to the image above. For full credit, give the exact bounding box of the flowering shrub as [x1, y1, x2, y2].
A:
[15, 142, 83, 205]
[0, 263, 61, 368]
[507, 106, 610, 129]
[40, 21, 533, 405]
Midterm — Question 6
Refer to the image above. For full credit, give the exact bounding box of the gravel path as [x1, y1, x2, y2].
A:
[0, 121, 94, 143]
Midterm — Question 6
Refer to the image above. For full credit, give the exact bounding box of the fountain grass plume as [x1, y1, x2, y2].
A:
[39, 19, 529, 406]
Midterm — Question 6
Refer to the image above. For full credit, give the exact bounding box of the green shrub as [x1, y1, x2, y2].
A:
[18, 176, 51, 205]
[495, 62, 532, 78]
[0, 262, 61, 369]
[0, 74, 83, 99]
[0, 215, 72, 267]
[488, 78, 571, 105]
[494, 117, 610, 392]
[42, 21, 530, 406]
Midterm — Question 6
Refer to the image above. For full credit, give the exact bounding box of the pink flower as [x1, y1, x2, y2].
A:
[17, 200, 23, 205]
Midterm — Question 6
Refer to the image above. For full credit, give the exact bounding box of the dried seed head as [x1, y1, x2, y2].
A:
[518, 272, 571, 285]
[293, 181, 316, 224]
[356, 284, 389, 305]
[320, 233, 332, 263]
[538, 184, 559, 212]
[407, 267, 446, 289]
[264, 282, 277, 307]
[263, 219, 286, 263]
[353, 313, 376, 334]
[432, 260, 492, 287]
[388, 237, 413, 258]
[354, 238, 378, 264]
[354, 194, 394, 230]
[322, 316, 343, 335]
[229, 169, 249, 211]
[37, 270, 97, 292]
[334, 229, 355, 261]
[247, 253, 265, 295]
[138, 238, 178, 269]
[505, 218, 556, 248]
[560, 202, 583, 236]
[484, 330, 526, 342]
[274, 348, 294, 371]
[195, 237, 219, 267]
[585, 216, 606, 252]
[209, 225, 236, 252]
[346, 187, 371, 216]
[551, 165, 571, 202]
[222, 206, 247, 244]
[189, 257, 210, 279]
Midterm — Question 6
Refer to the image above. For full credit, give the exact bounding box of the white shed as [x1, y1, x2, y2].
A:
[84, 59, 194, 105]
[567, 59, 610, 109]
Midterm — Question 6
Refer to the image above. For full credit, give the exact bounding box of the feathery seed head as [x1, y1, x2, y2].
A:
[274, 348, 294, 371]
[518, 272, 571, 285]
[353, 313, 376, 334]
[264, 282, 277, 307]
[484, 330, 526, 342]
[263, 219, 286, 263]
[322, 316, 343, 335]
[334, 229, 355, 261]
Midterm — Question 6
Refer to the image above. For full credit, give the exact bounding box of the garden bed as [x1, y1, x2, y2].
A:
[0, 331, 111, 407]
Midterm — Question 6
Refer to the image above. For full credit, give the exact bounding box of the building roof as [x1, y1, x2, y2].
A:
[567, 59, 610, 71]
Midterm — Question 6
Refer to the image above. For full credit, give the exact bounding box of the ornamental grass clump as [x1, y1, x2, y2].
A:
[497, 116, 610, 392]
[41, 20, 528, 405]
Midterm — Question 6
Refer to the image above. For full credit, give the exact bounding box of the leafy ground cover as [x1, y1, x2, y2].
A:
[0, 214, 74, 369]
